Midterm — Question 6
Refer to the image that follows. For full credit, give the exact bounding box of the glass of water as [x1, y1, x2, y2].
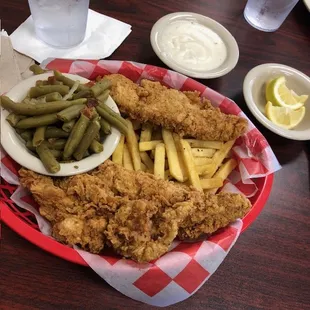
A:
[28, 0, 90, 48]
[244, 0, 299, 32]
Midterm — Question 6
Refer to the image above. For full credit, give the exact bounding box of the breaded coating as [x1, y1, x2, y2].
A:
[105, 74, 247, 141]
[19, 161, 251, 262]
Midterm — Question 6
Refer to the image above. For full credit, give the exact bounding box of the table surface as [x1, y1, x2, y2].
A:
[1, 0, 310, 309]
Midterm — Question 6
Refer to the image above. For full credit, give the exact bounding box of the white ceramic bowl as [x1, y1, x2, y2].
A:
[304, 0, 310, 12]
[150, 12, 239, 79]
[1, 73, 121, 176]
[243, 63, 310, 141]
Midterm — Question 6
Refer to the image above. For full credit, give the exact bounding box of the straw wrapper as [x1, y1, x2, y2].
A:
[0, 59, 281, 307]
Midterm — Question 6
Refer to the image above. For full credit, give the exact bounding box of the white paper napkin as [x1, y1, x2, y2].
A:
[10, 9, 132, 63]
[0, 30, 34, 94]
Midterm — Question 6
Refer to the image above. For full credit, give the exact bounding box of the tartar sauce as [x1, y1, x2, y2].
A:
[159, 20, 227, 72]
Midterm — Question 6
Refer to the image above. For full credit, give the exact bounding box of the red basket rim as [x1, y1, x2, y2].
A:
[1, 173, 273, 266]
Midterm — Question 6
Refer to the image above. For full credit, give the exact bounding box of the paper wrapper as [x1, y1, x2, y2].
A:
[0, 59, 281, 307]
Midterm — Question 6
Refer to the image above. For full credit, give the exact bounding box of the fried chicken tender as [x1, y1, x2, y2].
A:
[93, 161, 252, 241]
[106, 200, 193, 262]
[105, 74, 247, 141]
[178, 192, 252, 240]
[19, 169, 114, 253]
[19, 161, 251, 262]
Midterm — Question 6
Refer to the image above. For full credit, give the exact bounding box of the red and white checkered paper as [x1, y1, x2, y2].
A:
[0, 59, 281, 307]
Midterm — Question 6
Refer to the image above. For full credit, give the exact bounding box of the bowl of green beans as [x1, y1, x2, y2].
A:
[0, 69, 124, 176]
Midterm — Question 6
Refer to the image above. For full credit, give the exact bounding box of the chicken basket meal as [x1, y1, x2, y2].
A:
[1, 66, 252, 263]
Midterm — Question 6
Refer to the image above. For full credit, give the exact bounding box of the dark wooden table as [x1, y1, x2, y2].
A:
[1, 0, 310, 309]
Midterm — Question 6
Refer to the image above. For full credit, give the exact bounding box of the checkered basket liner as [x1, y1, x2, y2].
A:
[0, 59, 280, 307]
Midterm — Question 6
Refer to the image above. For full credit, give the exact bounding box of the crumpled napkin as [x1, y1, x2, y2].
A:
[0, 30, 34, 94]
[10, 9, 132, 63]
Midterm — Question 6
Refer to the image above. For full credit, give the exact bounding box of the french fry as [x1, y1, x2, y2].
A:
[140, 162, 147, 172]
[123, 144, 134, 170]
[165, 158, 169, 170]
[154, 143, 165, 179]
[215, 158, 237, 179]
[112, 134, 125, 165]
[140, 123, 153, 142]
[139, 140, 163, 151]
[195, 164, 214, 175]
[191, 148, 216, 158]
[125, 119, 142, 171]
[194, 157, 213, 166]
[204, 140, 236, 178]
[132, 119, 141, 131]
[225, 150, 233, 159]
[179, 139, 202, 191]
[172, 133, 189, 181]
[162, 129, 185, 182]
[140, 151, 154, 172]
[200, 177, 223, 190]
[206, 158, 237, 194]
[185, 139, 223, 149]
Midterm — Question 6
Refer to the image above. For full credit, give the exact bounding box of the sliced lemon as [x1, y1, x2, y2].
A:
[265, 101, 305, 129]
[266, 76, 305, 110]
[291, 90, 309, 103]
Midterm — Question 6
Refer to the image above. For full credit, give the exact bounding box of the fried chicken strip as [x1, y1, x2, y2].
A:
[105, 200, 193, 262]
[19, 161, 251, 262]
[105, 74, 248, 141]
[93, 161, 252, 241]
[19, 169, 114, 253]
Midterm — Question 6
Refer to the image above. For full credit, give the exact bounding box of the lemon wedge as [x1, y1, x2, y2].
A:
[291, 90, 309, 104]
[266, 76, 306, 110]
[265, 101, 305, 129]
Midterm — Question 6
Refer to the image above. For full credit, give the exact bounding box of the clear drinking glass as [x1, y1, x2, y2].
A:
[244, 0, 299, 32]
[28, 0, 90, 48]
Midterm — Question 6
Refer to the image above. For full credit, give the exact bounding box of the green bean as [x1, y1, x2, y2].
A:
[49, 149, 62, 158]
[91, 83, 104, 97]
[97, 89, 110, 103]
[29, 64, 47, 75]
[91, 80, 111, 97]
[63, 114, 90, 159]
[15, 128, 25, 135]
[25, 140, 36, 152]
[83, 150, 90, 158]
[73, 117, 101, 160]
[53, 70, 88, 92]
[33, 126, 47, 147]
[94, 132, 101, 141]
[96, 106, 128, 135]
[97, 79, 111, 92]
[29, 85, 69, 98]
[38, 92, 63, 102]
[89, 140, 104, 154]
[62, 120, 76, 132]
[99, 118, 111, 135]
[20, 130, 34, 142]
[98, 101, 128, 127]
[47, 76, 64, 85]
[36, 142, 60, 173]
[45, 127, 70, 139]
[72, 89, 92, 100]
[1, 96, 87, 116]
[56, 104, 85, 122]
[47, 139, 67, 150]
[16, 113, 59, 129]
[6, 113, 25, 127]
[36, 80, 44, 87]
[22, 98, 36, 105]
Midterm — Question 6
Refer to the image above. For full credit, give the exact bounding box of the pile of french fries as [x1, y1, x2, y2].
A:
[112, 119, 237, 193]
